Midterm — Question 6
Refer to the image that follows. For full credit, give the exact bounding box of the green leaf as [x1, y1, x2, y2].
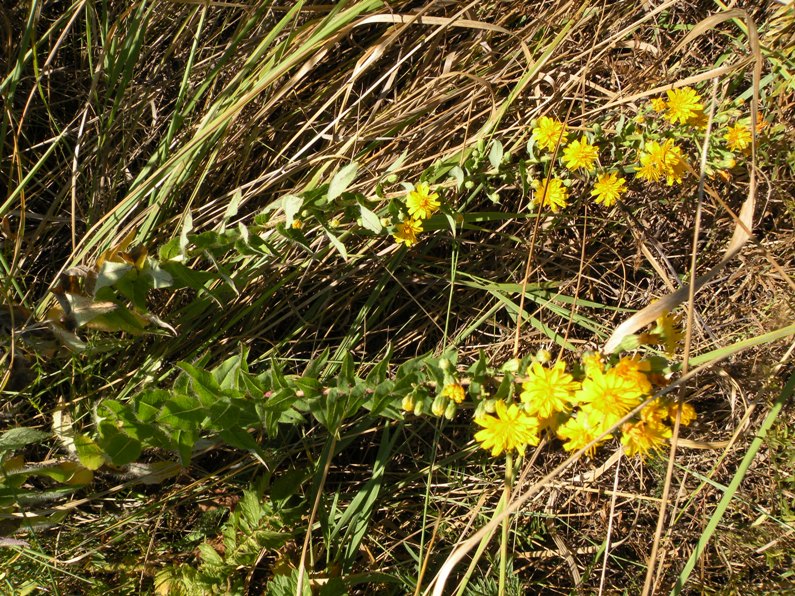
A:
[270, 468, 308, 502]
[219, 188, 242, 233]
[328, 162, 358, 202]
[98, 423, 142, 466]
[448, 165, 464, 190]
[358, 203, 382, 233]
[73, 433, 106, 470]
[281, 194, 303, 227]
[159, 394, 206, 431]
[0, 427, 48, 453]
[198, 542, 224, 567]
[136, 389, 171, 422]
[322, 225, 347, 261]
[95, 261, 133, 294]
[143, 260, 174, 289]
[489, 139, 503, 169]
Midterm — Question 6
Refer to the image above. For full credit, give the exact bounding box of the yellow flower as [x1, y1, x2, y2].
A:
[406, 182, 440, 220]
[441, 383, 466, 404]
[581, 352, 604, 377]
[650, 97, 667, 112]
[532, 178, 569, 213]
[725, 123, 752, 152]
[611, 355, 652, 395]
[520, 361, 580, 419]
[636, 140, 687, 186]
[393, 218, 422, 246]
[664, 87, 703, 125]
[474, 400, 540, 458]
[574, 368, 645, 427]
[562, 137, 598, 171]
[666, 400, 697, 426]
[620, 419, 672, 458]
[556, 408, 612, 457]
[291, 219, 304, 230]
[656, 310, 684, 355]
[532, 116, 568, 152]
[640, 399, 669, 425]
[401, 394, 416, 412]
[590, 171, 627, 207]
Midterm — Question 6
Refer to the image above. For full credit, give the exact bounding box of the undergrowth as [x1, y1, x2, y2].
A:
[2, 1, 795, 594]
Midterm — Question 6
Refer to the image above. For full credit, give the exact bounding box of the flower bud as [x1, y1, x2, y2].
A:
[431, 395, 448, 417]
[444, 401, 457, 420]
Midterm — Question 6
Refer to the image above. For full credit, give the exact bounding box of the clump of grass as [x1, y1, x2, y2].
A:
[2, 1, 794, 594]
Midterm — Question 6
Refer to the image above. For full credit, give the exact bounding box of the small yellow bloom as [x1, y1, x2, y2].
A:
[406, 182, 440, 220]
[441, 383, 466, 404]
[620, 419, 672, 458]
[581, 352, 604, 377]
[291, 219, 304, 230]
[532, 116, 568, 152]
[657, 310, 684, 355]
[640, 399, 669, 425]
[532, 178, 569, 213]
[650, 97, 667, 112]
[562, 137, 599, 171]
[520, 361, 580, 419]
[666, 400, 697, 426]
[556, 408, 612, 457]
[474, 400, 540, 458]
[401, 394, 416, 412]
[636, 140, 687, 186]
[590, 171, 627, 207]
[393, 218, 422, 246]
[664, 87, 703, 125]
[611, 355, 652, 395]
[725, 123, 752, 152]
[574, 368, 645, 425]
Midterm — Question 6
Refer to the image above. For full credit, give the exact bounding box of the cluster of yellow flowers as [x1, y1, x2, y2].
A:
[528, 86, 765, 214]
[530, 116, 627, 212]
[393, 182, 440, 246]
[474, 352, 696, 460]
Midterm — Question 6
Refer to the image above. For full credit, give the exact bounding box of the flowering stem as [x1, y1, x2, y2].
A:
[499, 451, 514, 596]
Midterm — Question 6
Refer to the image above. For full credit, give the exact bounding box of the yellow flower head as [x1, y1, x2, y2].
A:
[664, 87, 704, 125]
[532, 116, 568, 152]
[636, 140, 688, 186]
[406, 182, 440, 220]
[474, 400, 540, 458]
[574, 368, 645, 425]
[441, 383, 466, 404]
[620, 419, 671, 458]
[656, 310, 684, 355]
[590, 171, 627, 207]
[725, 123, 752, 152]
[611, 355, 652, 395]
[532, 178, 569, 213]
[393, 218, 422, 246]
[640, 398, 669, 425]
[520, 360, 580, 419]
[556, 408, 612, 457]
[562, 137, 599, 171]
[581, 352, 605, 377]
[666, 400, 697, 426]
[650, 97, 667, 113]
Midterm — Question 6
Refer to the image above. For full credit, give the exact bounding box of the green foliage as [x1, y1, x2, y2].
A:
[156, 490, 291, 595]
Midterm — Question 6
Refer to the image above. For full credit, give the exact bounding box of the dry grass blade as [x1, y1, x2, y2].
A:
[603, 9, 762, 354]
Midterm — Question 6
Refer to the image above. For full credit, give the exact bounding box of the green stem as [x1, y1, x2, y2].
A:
[499, 451, 514, 596]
